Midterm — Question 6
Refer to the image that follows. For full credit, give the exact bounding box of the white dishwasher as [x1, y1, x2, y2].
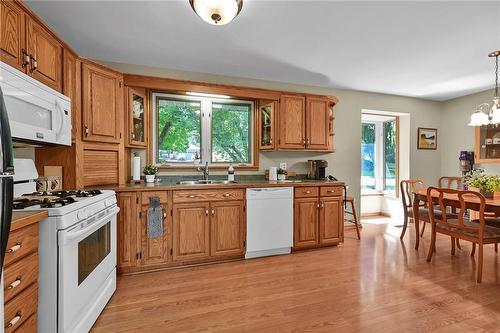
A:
[246, 187, 293, 259]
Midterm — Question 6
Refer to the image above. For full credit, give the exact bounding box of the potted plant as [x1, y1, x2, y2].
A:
[465, 171, 500, 198]
[143, 165, 158, 183]
[277, 168, 287, 181]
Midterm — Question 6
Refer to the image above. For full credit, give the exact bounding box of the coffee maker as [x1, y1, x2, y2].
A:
[307, 160, 328, 180]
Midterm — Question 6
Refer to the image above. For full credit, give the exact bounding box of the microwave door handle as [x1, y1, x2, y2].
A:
[58, 207, 120, 245]
[54, 100, 68, 140]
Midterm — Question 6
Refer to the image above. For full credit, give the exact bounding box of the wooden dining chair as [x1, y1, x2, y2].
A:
[438, 176, 463, 190]
[426, 187, 500, 283]
[400, 179, 426, 240]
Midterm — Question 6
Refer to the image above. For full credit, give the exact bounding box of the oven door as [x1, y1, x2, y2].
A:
[58, 206, 118, 333]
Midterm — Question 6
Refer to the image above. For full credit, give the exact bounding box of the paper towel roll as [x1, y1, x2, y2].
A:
[269, 167, 278, 181]
[133, 156, 141, 181]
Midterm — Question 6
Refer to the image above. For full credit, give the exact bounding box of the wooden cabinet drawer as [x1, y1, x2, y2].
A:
[141, 191, 169, 205]
[294, 187, 319, 198]
[4, 283, 37, 333]
[3, 252, 38, 303]
[320, 186, 343, 197]
[4, 224, 38, 267]
[173, 189, 244, 203]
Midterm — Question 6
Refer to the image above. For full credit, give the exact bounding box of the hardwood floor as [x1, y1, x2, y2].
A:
[92, 220, 500, 333]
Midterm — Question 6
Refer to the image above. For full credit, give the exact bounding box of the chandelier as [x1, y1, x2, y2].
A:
[468, 50, 500, 126]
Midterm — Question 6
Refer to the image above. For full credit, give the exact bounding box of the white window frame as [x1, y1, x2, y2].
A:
[152, 92, 254, 167]
[361, 118, 397, 195]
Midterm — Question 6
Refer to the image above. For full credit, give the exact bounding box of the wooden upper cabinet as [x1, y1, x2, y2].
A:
[319, 197, 343, 245]
[306, 96, 330, 151]
[82, 62, 123, 143]
[117, 192, 138, 270]
[294, 197, 319, 248]
[126, 86, 148, 147]
[278, 95, 306, 149]
[63, 49, 79, 141]
[210, 201, 245, 257]
[258, 100, 277, 150]
[26, 16, 62, 92]
[0, 0, 27, 71]
[172, 202, 211, 262]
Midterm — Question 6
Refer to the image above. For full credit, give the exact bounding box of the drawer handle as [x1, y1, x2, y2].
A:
[327, 190, 335, 193]
[305, 191, 311, 194]
[7, 243, 22, 253]
[6, 312, 21, 329]
[188, 195, 196, 198]
[223, 193, 230, 197]
[7, 277, 22, 290]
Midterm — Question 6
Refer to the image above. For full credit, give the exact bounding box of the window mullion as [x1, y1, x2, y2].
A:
[201, 99, 212, 165]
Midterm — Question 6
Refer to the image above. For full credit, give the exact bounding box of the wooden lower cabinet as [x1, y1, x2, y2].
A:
[139, 204, 170, 267]
[172, 202, 211, 261]
[293, 186, 344, 250]
[294, 198, 319, 248]
[211, 201, 245, 257]
[117, 192, 138, 269]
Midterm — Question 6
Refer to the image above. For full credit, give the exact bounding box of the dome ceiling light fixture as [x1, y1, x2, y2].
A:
[468, 50, 500, 126]
[189, 0, 243, 26]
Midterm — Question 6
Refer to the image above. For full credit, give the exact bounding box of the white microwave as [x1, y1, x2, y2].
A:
[0, 61, 71, 146]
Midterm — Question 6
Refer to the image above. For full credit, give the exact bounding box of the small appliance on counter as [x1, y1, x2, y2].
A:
[307, 160, 328, 180]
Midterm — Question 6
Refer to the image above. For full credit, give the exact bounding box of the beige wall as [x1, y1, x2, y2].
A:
[441, 89, 498, 176]
[100, 60, 444, 209]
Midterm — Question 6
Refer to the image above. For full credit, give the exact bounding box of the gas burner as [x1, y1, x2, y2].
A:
[21, 189, 103, 199]
[74, 190, 102, 197]
[13, 196, 76, 209]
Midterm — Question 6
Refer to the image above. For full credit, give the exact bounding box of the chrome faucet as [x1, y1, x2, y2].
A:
[197, 161, 209, 181]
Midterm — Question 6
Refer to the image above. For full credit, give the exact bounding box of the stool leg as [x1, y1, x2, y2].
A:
[350, 200, 361, 240]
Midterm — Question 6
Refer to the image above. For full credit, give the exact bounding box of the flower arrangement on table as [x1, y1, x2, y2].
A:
[465, 170, 500, 198]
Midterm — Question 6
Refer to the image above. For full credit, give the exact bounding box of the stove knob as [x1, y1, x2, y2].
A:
[77, 210, 87, 220]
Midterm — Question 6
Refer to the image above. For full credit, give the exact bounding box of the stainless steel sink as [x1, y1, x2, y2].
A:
[177, 180, 238, 185]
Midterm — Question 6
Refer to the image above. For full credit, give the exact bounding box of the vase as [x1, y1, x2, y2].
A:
[145, 175, 155, 183]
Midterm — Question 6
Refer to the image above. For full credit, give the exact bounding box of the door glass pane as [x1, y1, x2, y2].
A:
[260, 103, 273, 146]
[132, 93, 145, 142]
[157, 98, 201, 164]
[384, 120, 396, 192]
[78, 222, 111, 285]
[211, 102, 251, 164]
[361, 123, 376, 190]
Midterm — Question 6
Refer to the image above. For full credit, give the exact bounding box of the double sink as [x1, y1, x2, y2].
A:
[177, 180, 238, 185]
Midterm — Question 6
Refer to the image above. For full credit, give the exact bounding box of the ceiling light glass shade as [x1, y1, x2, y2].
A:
[190, 0, 243, 25]
[468, 109, 490, 126]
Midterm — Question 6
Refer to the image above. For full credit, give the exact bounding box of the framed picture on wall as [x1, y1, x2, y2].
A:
[417, 127, 437, 150]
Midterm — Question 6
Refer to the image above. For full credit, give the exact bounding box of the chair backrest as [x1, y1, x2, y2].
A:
[400, 179, 425, 209]
[426, 186, 487, 237]
[438, 176, 463, 190]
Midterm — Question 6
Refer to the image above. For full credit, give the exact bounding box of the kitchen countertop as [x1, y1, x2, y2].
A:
[11, 211, 48, 231]
[95, 179, 345, 192]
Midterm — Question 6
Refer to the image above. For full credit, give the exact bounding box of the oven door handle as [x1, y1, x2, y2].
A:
[59, 206, 120, 245]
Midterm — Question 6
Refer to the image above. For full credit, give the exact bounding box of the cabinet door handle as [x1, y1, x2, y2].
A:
[306, 138, 310, 146]
[302, 139, 306, 145]
[321, 202, 324, 208]
[211, 209, 215, 216]
[205, 210, 209, 216]
[7, 277, 22, 290]
[30, 55, 38, 73]
[84, 126, 89, 136]
[131, 133, 136, 140]
[6, 312, 21, 329]
[163, 212, 167, 218]
[21, 49, 30, 68]
[7, 243, 21, 253]
[317, 203, 320, 208]
[269, 138, 273, 144]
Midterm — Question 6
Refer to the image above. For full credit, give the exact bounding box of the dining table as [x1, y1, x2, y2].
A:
[412, 188, 500, 250]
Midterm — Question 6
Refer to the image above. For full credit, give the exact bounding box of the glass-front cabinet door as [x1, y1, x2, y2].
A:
[258, 100, 277, 150]
[475, 125, 500, 163]
[127, 87, 148, 147]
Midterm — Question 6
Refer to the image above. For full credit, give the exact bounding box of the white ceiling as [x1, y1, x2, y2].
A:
[26, 1, 500, 101]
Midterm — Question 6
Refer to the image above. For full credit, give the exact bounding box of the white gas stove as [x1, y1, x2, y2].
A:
[13, 159, 119, 333]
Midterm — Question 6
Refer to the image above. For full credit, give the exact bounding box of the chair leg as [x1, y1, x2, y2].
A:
[451, 237, 456, 256]
[477, 244, 484, 283]
[456, 238, 462, 250]
[427, 225, 436, 262]
[400, 214, 408, 240]
[420, 221, 426, 237]
[471, 243, 476, 257]
[350, 201, 361, 240]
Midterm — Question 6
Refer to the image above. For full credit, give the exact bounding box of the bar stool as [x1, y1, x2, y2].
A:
[344, 186, 361, 240]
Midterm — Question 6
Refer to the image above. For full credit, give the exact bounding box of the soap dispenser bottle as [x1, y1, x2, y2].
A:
[228, 164, 235, 182]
